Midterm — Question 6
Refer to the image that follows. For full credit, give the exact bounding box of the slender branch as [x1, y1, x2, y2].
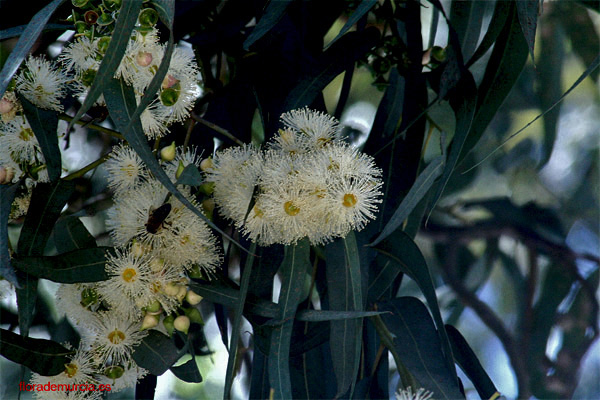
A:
[191, 112, 245, 146]
[63, 153, 111, 181]
[59, 114, 124, 140]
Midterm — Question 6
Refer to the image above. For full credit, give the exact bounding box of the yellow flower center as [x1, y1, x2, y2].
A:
[253, 205, 264, 218]
[108, 329, 126, 344]
[64, 363, 78, 378]
[19, 128, 34, 142]
[284, 201, 300, 216]
[121, 268, 137, 283]
[122, 163, 137, 177]
[342, 193, 358, 208]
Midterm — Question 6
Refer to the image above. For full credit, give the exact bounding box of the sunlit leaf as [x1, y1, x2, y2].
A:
[325, 0, 377, 49]
[171, 358, 203, 383]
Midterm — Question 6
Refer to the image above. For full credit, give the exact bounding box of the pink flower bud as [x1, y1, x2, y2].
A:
[136, 51, 153, 67]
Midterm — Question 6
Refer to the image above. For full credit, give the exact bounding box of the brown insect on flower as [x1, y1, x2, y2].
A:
[145, 203, 172, 234]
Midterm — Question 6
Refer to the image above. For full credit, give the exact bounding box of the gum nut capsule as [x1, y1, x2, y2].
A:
[174, 315, 190, 334]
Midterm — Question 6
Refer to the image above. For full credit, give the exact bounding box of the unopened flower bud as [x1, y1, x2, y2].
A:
[145, 300, 162, 314]
[138, 8, 159, 27]
[104, 365, 124, 380]
[202, 199, 214, 218]
[162, 74, 179, 89]
[163, 314, 175, 336]
[136, 51, 153, 67]
[131, 240, 149, 257]
[0, 98, 14, 114]
[186, 290, 203, 305]
[175, 160, 185, 179]
[141, 314, 159, 330]
[184, 307, 204, 324]
[150, 257, 165, 273]
[176, 285, 187, 302]
[198, 182, 215, 195]
[174, 315, 190, 334]
[164, 282, 180, 297]
[0, 166, 14, 184]
[200, 157, 213, 171]
[160, 141, 176, 161]
[431, 46, 447, 63]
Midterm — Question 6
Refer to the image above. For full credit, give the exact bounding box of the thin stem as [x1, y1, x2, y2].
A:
[190, 112, 245, 146]
[183, 117, 195, 150]
[59, 114, 124, 140]
[63, 153, 110, 181]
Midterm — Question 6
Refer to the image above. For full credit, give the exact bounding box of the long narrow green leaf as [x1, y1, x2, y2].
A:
[370, 155, 444, 247]
[268, 240, 310, 399]
[103, 78, 247, 252]
[0, 183, 20, 287]
[325, 232, 363, 398]
[458, 2, 528, 164]
[373, 230, 457, 383]
[516, 0, 539, 64]
[466, 53, 600, 172]
[446, 325, 499, 399]
[377, 297, 464, 399]
[429, 72, 477, 210]
[0, 0, 66, 97]
[66, 0, 143, 135]
[325, 0, 377, 49]
[224, 242, 256, 400]
[19, 96, 61, 182]
[243, 0, 293, 50]
[51, 216, 97, 254]
[0, 23, 70, 40]
[0, 328, 73, 376]
[465, 0, 510, 68]
[12, 247, 112, 283]
[17, 180, 75, 257]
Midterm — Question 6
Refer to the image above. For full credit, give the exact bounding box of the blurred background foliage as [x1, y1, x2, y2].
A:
[1, 0, 599, 399]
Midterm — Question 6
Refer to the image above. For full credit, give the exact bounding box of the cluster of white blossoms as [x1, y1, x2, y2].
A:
[395, 387, 434, 400]
[44, 145, 217, 398]
[60, 25, 200, 139]
[206, 107, 383, 245]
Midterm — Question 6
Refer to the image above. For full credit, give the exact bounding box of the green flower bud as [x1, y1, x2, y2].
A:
[184, 307, 204, 324]
[160, 141, 176, 162]
[74, 21, 87, 34]
[175, 160, 185, 179]
[174, 315, 190, 334]
[186, 290, 203, 306]
[163, 314, 175, 336]
[138, 8, 159, 27]
[72, 0, 90, 8]
[145, 299, 162, 314]
[104, 365, 125, 380]
[199, 157, 213, 171]
[141, 314, 159, 330]
[97, 36, 111, 54]
[81, 69, 97, 87]
[102, 0, 122, 11]
[97, 12, 114, 27]
[198, 182, 215, 196]
[431, 46, 447, 63]
[160, 87, 180, 107]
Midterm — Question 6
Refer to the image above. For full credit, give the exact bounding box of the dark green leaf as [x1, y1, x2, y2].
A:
[268, 240, 310, 400]
[377, 297, 464, 399]
[0, 23, 71, 40]
[52, 216, 97, 254]
[132, 330, 180, 376]
[560, 2, 600, 82]
[17, 180, 75, 257]
[243, 0, 292, 50]
[370, 155, 444, 247]
[449, 0, 486, 59]
[170, 358, 203, 383]
[325, 232, 363, 397]
[20, 96, 61, 182]
[516, 0, 539, 64]
[0, 0, 66, 97]
[459, 3, 528, 164]
[429, 72, 477, 209]
[176, 165, 203, 187]
[294, 309, 386, 322]
[103, 78, 246, 254]
[16, 276, 37, 337]
[282, 28, 379, 112]
[446, 325, 499, 399]
[373, 230, 457, 383]
[325, 0, 377, 49]
[1, 183, 20, 287]
[0, 328, 73, 375]
[12, 247, 112, 283]
[66, 0, 143, 134]
[224, 243, 256, 400]
[466, 0, 511, 67]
